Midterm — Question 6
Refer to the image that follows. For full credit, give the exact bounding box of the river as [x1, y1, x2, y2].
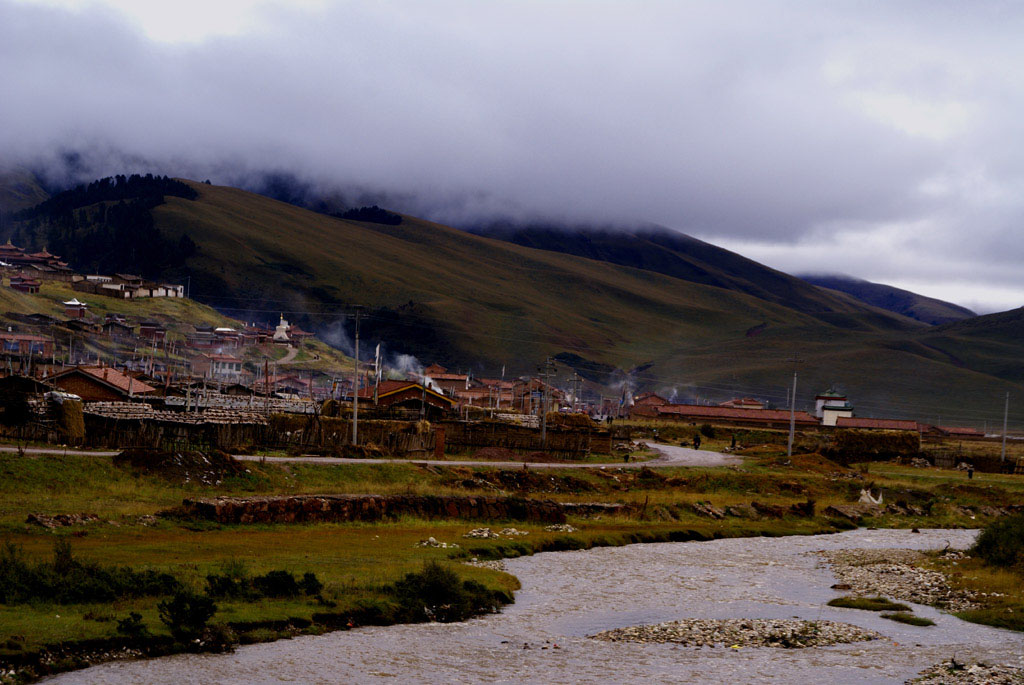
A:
[48, 529, 1024, 684]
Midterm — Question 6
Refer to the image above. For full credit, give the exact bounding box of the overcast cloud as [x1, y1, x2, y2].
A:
[2, 0, 1023, 312]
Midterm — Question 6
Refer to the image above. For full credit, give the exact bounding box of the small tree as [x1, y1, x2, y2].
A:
[158, 591, 216, 641]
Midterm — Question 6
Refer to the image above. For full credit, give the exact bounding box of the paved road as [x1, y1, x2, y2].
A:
[0, 446, 120, 457]
[2, 442, 741, 469]
[276, 344, 299, 364]
[233, 442, 741, 470]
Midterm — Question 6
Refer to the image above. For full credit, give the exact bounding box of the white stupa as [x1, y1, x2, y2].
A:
[273, 314, 290, 342]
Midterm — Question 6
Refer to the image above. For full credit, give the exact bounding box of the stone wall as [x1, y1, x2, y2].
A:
[176, 494, 568, 524]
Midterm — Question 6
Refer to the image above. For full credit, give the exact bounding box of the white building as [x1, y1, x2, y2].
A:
[815, 388, 854, 427]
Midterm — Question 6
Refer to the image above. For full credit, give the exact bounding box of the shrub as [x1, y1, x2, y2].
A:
[0, 540, 180, 605]
[971, 512, 1024, 569]
[699, 423, 716, 439]
[391, 561, 506, 623]
[253, 570, 301, 598]
[205, 559, 254, 599]
[116, 612, 150, 638]
[158, 591, 217, 641]
[300, 572, 323, 596]
[206, 566, 323, 599]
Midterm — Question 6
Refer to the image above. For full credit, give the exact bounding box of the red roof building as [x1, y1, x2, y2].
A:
[718, 397, 766, 410]
[655, 403, 820, 428]
[0, 332, 53, 357]
[935, 425, 985, 437]
[835, 417, 920, 431]
[357, 379, 455, 416]
[9, 275, 41, 294]
[46, 366, 156, 402]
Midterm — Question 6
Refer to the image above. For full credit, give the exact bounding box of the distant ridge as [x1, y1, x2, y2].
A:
[800, 274, 975, 325]
[468, 222, 892, 321]
[4, 175, 1024, 421]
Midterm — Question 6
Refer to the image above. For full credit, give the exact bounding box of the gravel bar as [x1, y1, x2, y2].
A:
[819, 548, 981, 612]
[590, 618, 882, 648]
[910, 659, 1024, 684]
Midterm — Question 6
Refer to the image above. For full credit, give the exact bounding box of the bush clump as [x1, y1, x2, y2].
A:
[205, 561, 323, 600]
[971, 512, 1024, 570]
[116, 612, 150, 638]
[391, 561, 509, 623]
[699, 423, 716, 439]
[158, 590, 217, 641]
[0, 540, 180, 605]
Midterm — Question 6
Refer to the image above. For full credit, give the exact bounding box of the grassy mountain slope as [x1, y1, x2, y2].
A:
[154, 182, 856, 369]
[8, 177, 1024, 423]
[800, 274, 976, 325]
[0, 168, 48, 214]
[468, 224, 889, 321]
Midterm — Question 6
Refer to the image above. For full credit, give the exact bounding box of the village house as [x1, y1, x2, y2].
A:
[429, 372, 481, 395]
[473, 378, 515, 409]
[452, 383, 515, 410]
[357, 379, 455, 418]
[0, 332, 53, 357]
[61, 319, 100, 334]
[270, 373, 314, 397]
[512, 378, 566, 414]
[242, 323, 273, 346]
[834, 417, 919, 431]
[187, 325, 217, 348]
[101, 319, 135, 341]
[46, 365, 156, 402]
[719, 397, 766, 410]
[934, 425, 986, 438]
[72, 273, 184, 300]
[62, 298, 89, 319]
[0, 242, 73, 279]
[630, 392, 670, 418]
[654, 403, 820, 429]
[191, 353, 246, 383]
[21, 262, 75, 282]
[139, 321, 167, 343]
[9, 275, 41, 294]
[214, 327, 243, 349]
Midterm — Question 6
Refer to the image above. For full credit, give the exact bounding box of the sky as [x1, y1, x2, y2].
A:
[2, 1, 1023, 313]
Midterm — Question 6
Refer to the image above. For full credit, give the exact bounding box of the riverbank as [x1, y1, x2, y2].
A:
[44, 529, 1024, 685]
[2, 446, 1024, 682]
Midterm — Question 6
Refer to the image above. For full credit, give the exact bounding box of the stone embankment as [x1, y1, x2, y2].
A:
[590, 618, 880, 649]
[819, 548, 982, 612]
[174, 494, 567, 524]
[825, 502, 1024, 525]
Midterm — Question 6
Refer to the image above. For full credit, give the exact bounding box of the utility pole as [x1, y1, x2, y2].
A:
[570, 372, 582, 413]
[1001, 392, 1009, 463]
[786, 357, 803, 458]
[538, 357, 556, 448]
[350, 306, 363, 446]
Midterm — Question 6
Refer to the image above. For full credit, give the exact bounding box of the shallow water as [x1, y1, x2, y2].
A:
[48, 529, 1024, 684]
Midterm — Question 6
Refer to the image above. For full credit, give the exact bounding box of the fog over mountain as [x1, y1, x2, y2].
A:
[2, 0, 1024, 312]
